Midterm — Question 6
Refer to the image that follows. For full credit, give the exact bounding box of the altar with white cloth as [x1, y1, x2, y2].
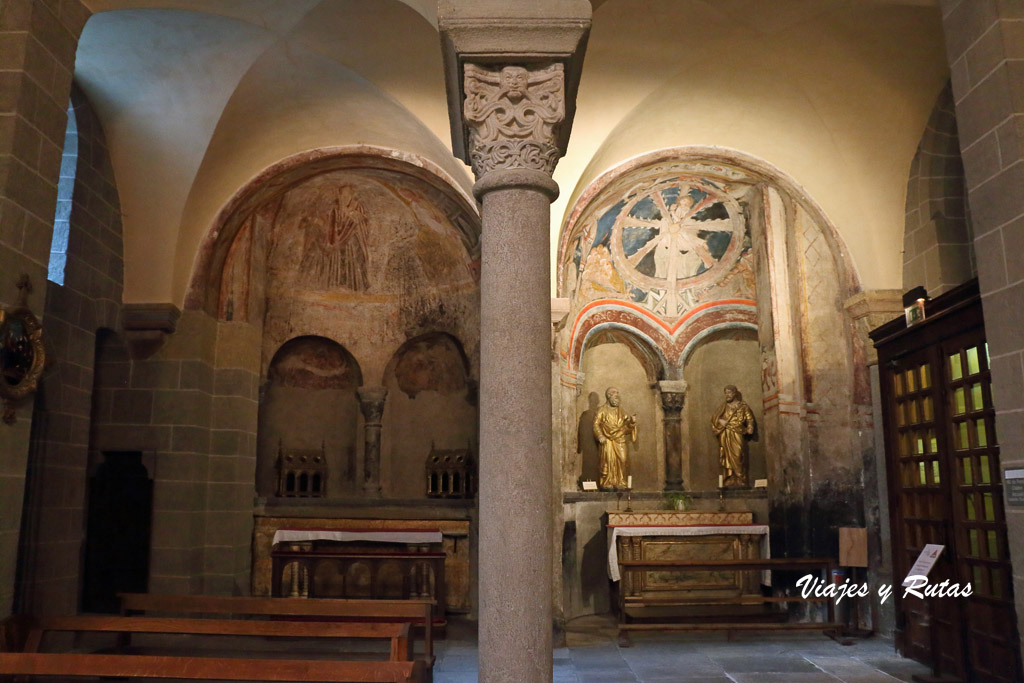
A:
[266, 523, 451, 620]
[606, 510, 770, 615]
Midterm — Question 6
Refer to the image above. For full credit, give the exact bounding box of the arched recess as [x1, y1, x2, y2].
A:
[681, 325, 764, 491]
[555, 146, 867, 561]
[256, 336, 363, 497]
[381, 332, 477, 499]
[186, 147, 481, 405]
[576, 326, 663, 491]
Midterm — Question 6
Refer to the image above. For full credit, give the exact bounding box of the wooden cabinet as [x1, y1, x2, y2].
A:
[871, 280, 1022, 682]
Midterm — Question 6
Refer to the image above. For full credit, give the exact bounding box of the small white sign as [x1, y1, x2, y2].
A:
[582, 480, 598, 491]
[1005, 469, 1024, 479]
[902, 544, 944, 586]
[754, 479, 768, 488]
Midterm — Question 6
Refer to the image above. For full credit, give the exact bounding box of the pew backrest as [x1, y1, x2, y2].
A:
[118, 594, 434, 660]
[25, 615, 412, 662]
[0, 652, 425, 682]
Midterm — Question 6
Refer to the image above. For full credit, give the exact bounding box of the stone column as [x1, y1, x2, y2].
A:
[469, 64, 561, 683]
[439, 6, 590, 680]
[357, 386, 387, 496]
[658, 380, 687, 491]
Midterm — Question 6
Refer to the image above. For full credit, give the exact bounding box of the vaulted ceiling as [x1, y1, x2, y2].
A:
[75, 0, 948, 304]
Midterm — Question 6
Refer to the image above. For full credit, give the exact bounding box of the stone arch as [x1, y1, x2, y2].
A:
[576, 320, 669, 383]
[557, 146, 860, 300]
[555, 145, 868, 563]
[902, 81, 974, 295]
[380, 332, 477, 499]
[256, 335, 363, 497]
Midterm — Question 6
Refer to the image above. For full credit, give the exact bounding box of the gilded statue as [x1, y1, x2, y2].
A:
[594, 387, 637, 490]
[711, 385, 754, 488]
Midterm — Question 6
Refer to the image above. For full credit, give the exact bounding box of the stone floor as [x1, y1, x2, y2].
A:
[434, 615, 933, 683]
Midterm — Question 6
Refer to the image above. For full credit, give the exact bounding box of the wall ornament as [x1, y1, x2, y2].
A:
[1, 275, 45, 424]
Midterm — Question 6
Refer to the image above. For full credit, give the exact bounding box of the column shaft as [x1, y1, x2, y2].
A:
[477, 172, 555, 683]
[357, 386, 387, 496]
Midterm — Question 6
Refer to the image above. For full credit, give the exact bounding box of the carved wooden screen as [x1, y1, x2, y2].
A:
[872, 281, 1023, 682]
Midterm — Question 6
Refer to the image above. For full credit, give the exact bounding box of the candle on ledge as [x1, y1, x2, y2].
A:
[627, 475, 632, 489]
[718, 474, 724, 488]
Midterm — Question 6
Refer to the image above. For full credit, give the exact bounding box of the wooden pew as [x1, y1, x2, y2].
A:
[616, 557, 843, 645]
[0, 652, 424, 681]
[22, 615, 413, 662]
[119, 594, 435, 662]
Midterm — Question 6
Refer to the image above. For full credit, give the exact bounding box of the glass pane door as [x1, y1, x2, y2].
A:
[945, 336, 1021, 682]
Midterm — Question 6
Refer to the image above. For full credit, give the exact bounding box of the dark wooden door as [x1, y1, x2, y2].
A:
[942, 332, 1020, 681]
[872, 281, 1022, 682]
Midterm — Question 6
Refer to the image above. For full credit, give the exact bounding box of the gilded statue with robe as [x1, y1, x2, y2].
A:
[594, 387, 637, 490]
[711, 384, 754, 488]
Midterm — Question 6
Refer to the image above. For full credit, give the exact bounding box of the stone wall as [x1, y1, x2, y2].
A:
[17, 82, 119, 616]
[85, 311, 260, 596]
[941, 0, 1024, 660]
[903, 82, 975, 295]
[0, 0, 90, 617]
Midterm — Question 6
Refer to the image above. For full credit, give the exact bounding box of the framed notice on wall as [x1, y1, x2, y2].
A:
[1006, 469, 1024, 507]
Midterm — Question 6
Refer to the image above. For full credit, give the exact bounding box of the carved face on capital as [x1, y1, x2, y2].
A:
[499, 66, 529, 103]
[606, 387, 621, 407]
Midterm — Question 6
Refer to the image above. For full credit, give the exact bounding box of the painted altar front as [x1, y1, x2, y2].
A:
[607, 510, 769, 615]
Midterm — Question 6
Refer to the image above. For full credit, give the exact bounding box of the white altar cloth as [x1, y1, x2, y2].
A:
[607, 524, 770, 582]
[273, 528, 443, 546]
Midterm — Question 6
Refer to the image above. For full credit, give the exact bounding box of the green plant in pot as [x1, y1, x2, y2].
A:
[665, 492, 692, 511]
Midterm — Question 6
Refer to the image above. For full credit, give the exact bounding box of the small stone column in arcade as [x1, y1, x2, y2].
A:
[357, 386, 387, 496]
[658, 379, 688, 491]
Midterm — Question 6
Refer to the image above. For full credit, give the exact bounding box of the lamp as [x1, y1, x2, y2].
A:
[902, 286, 929, 308]
[903, 286, 929, 326]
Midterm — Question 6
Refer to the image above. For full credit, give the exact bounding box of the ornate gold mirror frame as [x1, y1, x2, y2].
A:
[1, 275, 45, 424]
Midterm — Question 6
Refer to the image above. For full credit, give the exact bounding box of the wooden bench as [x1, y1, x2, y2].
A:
[0, 652, 425, 681]
[119, 593, 436, 662]
[22, 615, 413, 662]
[616, 557, 843, 645]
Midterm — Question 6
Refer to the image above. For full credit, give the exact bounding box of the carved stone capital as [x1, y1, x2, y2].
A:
[658, 379, 687, 413]
[660, 392, 685, 413]
[357, 386, 388, 424]
[438, 1, 590, 178]
[462, 63, 565, 177]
